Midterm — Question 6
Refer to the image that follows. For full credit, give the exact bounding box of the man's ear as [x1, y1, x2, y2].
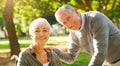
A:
[74, 9, 80, 17]
[74, 8, 79, 14]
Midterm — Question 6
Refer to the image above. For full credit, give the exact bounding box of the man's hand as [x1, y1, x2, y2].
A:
[44, 46, 55, 51]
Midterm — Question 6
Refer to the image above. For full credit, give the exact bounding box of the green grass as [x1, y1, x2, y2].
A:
[0, 37, 31, 49]
[0, 35, 69, 49]
[0, 38, 10, 49]
[63, 51, 91, 66]
[0, 35, 91, 66]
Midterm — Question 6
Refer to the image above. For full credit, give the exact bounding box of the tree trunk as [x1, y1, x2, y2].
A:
[3, 0, 20, 56]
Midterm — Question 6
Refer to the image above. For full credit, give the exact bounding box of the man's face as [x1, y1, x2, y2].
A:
[58, 11, 81, 30]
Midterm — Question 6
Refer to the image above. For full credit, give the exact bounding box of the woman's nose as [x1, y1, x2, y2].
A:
[39, 32, 44, 36]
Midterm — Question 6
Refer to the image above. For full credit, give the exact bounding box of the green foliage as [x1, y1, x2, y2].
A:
[1, 0, 120, 36]
[0, 0, 6, 30]
[13, 0, 71, 36]
[108, 2, 120, 19]
[0, 18, 5, 25]
[0, 18, 5, 30]
[0, 0, 6, 17]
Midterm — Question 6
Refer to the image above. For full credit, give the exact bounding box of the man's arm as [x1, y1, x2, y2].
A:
[54, 31, 80, 64]
[88, 12, 109, 66]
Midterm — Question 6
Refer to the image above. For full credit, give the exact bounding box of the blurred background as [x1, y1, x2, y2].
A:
[0, 0, 120, 66]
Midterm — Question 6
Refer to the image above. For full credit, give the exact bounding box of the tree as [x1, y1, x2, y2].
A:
[71, 0, 120, 28]
[73, 0, 117, 15]
[3, 0, 20, 56]
[109, 1, 120, 28]
[2, 0, 119, 36]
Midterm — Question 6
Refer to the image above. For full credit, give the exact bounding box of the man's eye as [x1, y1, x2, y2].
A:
[63, 22, 66, 24]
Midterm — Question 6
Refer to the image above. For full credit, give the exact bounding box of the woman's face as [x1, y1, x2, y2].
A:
[59, 11, 81, 30]
[31, 26, 50, 44]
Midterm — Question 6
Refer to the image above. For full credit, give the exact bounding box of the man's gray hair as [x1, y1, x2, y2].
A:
[55, 4, 75, 25]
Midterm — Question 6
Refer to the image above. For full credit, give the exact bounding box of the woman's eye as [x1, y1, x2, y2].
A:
[35, 30, 39, 32]
[43, 30, 48, 32]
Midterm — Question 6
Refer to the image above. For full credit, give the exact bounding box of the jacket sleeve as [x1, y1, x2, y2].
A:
[17, 51, 28, 66]
[54, 31, 80, 64]
[88, 12, 109, 66]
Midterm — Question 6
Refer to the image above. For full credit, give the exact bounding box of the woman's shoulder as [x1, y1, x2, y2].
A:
[19, 47, 31, 56]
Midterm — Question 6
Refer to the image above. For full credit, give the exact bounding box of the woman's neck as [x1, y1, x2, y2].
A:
[32, 43, 45, 54]
[32, 43, 48, 64]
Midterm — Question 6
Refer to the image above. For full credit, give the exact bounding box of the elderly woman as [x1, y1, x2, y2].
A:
[17, 18, 62, 66]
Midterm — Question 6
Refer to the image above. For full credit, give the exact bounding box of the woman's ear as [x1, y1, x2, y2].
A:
[29, 34, 32, 38]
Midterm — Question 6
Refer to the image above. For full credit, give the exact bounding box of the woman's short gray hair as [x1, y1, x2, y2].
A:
[29, 18, 51, 34]
[55, 4, 75, 25]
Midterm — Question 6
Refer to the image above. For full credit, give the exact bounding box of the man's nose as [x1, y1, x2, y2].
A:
[66, 21, 72, 27]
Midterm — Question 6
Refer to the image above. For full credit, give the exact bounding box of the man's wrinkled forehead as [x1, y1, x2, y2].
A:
[59, 11, 71, 19]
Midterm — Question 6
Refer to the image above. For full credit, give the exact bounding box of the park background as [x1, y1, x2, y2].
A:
[0, 0, 120, 66]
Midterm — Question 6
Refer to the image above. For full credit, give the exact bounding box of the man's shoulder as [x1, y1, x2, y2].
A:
[85, 11, 107, 23]
[86, 11, 102, 17]
[87, 11, 102, 14]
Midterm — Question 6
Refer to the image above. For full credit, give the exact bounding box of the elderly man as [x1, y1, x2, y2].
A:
[50, 4, 120, 66]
